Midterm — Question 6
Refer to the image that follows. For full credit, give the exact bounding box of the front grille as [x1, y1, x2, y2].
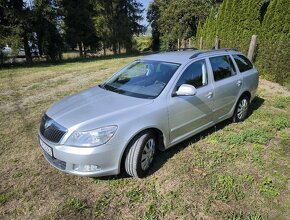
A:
[40, 114, 67, 143]
[44, 152, 66, 170]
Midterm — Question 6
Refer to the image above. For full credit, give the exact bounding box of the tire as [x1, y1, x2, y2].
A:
[124, 131, 156, 178]
[233, 95, 250, 123]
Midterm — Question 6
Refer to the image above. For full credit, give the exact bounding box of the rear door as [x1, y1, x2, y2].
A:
[232, 54, 259, 100]
[209, 55, 242, 121]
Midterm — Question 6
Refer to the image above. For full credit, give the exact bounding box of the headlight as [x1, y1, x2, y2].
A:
[65, 126, 117, 147]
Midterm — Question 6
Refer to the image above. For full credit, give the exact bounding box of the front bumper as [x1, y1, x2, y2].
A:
[38, 133, 124, 177]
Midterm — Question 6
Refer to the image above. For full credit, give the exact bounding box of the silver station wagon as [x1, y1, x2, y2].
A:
[38, 49, 259, 178]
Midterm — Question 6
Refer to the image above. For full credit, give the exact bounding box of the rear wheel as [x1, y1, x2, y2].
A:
[233, 95, 250, 122]
[124, 131, 156, 178]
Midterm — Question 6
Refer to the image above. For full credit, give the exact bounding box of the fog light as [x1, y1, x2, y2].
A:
[73, 164, 100, 172]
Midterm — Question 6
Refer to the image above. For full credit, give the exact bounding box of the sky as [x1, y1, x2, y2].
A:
[139, 0, 152, 26]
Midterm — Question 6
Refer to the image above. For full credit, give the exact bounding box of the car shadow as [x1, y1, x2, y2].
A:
[93, 96, 264, 180]
[149, 96, 264, 176]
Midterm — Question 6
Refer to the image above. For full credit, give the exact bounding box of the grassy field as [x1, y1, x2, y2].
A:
[0, 55, 289, 220]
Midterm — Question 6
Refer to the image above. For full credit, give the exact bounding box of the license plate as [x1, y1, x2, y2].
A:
[39, 138, 53, 157]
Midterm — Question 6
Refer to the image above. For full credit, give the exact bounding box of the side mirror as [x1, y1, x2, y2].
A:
[175, 84, 197, 96]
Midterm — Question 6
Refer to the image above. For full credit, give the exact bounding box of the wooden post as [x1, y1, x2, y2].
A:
[188, 38, 191, 48]
[177, 38, 180, 50]
[199, 37, 203, 50]
[247, 35, 257, 61]
[215, 36, 219, 49]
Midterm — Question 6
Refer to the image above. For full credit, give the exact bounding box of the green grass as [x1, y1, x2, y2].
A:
[65, 198, 87, 212]
[274, 96, 290, 109]
[0, 56, 290, 219]
[94, 193, 111, 218]
[258, 178, 280, 197]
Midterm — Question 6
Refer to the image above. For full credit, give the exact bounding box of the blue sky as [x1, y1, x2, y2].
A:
[139, 0, 152, 26]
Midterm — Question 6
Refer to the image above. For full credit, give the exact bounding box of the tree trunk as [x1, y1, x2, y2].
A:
[113, 42, 117, 55]
[58, 52, 62, 61]
[83, 43, 87, 58]
[78, 41, 83, 58]
[0, 52, 3, 65]
[37, 33, 43, 56]
[103, 42, 106, 56]
[118, 42, 121, 54]
[23, 34, 32, 64]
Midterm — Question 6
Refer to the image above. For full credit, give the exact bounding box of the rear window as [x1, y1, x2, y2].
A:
[233, 54, 253, 72]
[209, 55, 237, 81]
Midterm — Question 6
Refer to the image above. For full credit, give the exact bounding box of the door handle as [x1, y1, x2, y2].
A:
[206, 92, 213, 98]
[236, 80, 242, 87]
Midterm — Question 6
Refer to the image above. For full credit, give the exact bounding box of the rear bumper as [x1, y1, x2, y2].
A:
[38, 133, 124, 177]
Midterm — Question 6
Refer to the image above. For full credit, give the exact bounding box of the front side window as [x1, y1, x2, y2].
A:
[175, 59, 208, 90]
[210, 55, 237, 81]
[101, 60, 180, 99]
[233, 54, 253, 72]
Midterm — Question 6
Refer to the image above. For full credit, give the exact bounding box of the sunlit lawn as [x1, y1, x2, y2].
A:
[0, 55, 289, 219]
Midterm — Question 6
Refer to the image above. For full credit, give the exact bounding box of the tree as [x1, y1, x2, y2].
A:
[256, 0, 290, 85]
[115, 0, 145, 53]
[94, 1, 110, 55]
[147, 0, 162, 51]
[0, 0, 22, 51]
[218, 0, 232, 48]
[195, 21, 203, 48]
[155, 0, 213, 50]
[226, 0, 237, 48]
[203, 7, 215, 49]
[215, 0, 225, 42]
[239, 0, 263, 53]
[0, 0, 33, 64]
[94, 0, 144, 54]
[60, 0, 98, 58]
[33, 0, 63, 61]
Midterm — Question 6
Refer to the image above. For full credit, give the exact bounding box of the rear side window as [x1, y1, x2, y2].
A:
[233, 54, 253, 72]
[176, 59, 208, 89]
[209, 55, 236, 81]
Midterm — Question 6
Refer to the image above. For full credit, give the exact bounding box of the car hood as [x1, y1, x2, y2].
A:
[47, 86, 154, 129]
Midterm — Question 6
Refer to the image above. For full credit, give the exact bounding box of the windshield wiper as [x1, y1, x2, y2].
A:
[101, 84, 121, 93]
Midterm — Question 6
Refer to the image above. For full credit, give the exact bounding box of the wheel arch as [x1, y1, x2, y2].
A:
[240, 90, 251, 101]
[119, 127, 165, 173]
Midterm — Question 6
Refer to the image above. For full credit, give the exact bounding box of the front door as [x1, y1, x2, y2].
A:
[167, 59, 214, 145]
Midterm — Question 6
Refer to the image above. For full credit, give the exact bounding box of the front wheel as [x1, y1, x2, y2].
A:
[233, 95, 250, 122]
[124, 131, 156, 178]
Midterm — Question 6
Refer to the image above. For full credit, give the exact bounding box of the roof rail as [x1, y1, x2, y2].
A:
[189, 48, 238, 59]
[164, 47, 198, 52]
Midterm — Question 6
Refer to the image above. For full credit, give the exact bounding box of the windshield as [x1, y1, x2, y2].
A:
[100, 60, 181, 99]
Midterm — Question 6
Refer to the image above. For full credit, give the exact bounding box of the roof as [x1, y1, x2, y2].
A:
[141, 49, 239, 64]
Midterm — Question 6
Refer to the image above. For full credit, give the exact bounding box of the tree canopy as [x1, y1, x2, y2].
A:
[0, 0, 145, 63]
[147, 0, 220, 50]
[198, 0, 290, 85]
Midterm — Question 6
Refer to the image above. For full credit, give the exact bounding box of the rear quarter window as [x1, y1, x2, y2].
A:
[233, 54, 253, 72]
